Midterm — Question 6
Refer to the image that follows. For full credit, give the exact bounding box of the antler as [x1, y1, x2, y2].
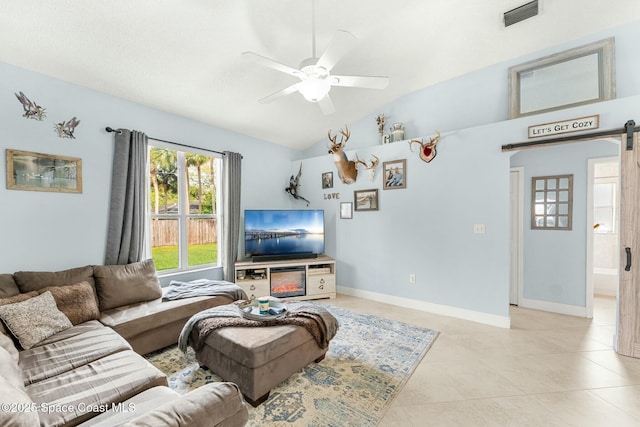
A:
[340, 125, 350, 146]
[408, 139, 424, 152]
[430, 130, 441, 145]
[354, 154, 379, 170]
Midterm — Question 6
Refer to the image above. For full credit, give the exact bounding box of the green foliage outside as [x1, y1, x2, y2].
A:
[152, 243, 218, 271]
[149, 147, 217, 214]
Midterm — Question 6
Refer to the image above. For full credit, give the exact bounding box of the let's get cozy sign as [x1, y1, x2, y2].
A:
[528, 115, 599, 138]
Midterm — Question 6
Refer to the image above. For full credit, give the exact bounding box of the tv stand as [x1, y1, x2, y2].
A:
[234, 255, 336, 301]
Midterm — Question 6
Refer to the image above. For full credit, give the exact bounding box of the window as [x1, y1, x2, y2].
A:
[148, 145, 221, 272]
[531, 174, 573, 230]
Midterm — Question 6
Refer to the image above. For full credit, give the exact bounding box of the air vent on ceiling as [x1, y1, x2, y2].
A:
[504, 1, 539, 27]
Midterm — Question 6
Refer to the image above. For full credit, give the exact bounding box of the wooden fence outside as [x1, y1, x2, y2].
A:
[151, 218, 217, 247]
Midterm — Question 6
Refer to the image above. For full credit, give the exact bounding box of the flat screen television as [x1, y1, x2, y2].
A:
[244, 209, 325, 261]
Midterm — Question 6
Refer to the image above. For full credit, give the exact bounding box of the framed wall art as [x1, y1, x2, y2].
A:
[322, 171, 333, 189]
[354, 189, 378, 211]
[383, 159, 406, 190]
[340, 202, 353, 219]
[6, 149, 82, 193]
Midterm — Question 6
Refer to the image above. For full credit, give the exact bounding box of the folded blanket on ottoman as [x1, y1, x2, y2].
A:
[178, 301, 339, 353]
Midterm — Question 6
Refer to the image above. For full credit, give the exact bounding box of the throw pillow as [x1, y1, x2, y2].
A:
[0, 274, 20, 298]
[0, 291, 38, 336]
[93, 259, 162, 311]
[38, 281, 100, 325]
[13, 265, 95, 293]
[0, 291, 72, 349]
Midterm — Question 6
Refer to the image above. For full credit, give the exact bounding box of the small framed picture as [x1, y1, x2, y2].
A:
[322, 172, 333, 189]
[6, 149, 82, 193]
[340, 202, 353, 219]
[383, 159, 406, 190]
[354, 189, 378, 211]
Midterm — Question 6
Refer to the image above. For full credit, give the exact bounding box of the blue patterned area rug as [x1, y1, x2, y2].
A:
[146, 305, 439, 426]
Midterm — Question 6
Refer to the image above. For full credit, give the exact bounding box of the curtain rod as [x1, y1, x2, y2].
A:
[105, 127, 242, 158]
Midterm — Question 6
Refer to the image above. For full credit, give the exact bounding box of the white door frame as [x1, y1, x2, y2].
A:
[510, 167, 524, 306]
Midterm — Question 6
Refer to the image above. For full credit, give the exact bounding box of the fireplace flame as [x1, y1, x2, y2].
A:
[271, 283, 303, 294]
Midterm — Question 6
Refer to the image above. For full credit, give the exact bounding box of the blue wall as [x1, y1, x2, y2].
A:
[292, 20, 640, 323]
[0, 62, 295, 274]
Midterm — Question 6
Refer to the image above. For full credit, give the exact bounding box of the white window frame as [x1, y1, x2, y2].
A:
[148, 142, 222, 274]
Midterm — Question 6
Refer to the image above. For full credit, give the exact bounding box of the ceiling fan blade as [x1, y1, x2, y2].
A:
[317, 94, 336, 115]
[331, 75, 390, 89]
[242, 51, 302, 78]
[316, 30, 358, 71]
[258, 83, 301, 104]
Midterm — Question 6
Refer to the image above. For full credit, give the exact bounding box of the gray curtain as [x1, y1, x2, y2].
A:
[105, 129, 148, 265]
[222, 151, 242, 281]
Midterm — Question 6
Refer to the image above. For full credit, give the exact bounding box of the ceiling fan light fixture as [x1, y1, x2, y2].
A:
[298, 78, 331, 102]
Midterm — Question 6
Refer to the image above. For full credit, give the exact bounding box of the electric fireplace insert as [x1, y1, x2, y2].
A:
[270, 266, 306, 298]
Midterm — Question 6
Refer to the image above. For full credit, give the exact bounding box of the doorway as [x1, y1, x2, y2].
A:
[509, 138, 619, 317]
[586, 157, 620, 318]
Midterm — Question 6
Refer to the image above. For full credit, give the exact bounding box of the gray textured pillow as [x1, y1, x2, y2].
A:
[93, 259, 162, 311]
[0, 291, 72, 349]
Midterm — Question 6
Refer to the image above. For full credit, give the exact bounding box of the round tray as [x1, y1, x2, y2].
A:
[237, 300, 287, 321]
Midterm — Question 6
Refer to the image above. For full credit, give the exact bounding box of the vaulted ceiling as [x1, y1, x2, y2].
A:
[1, 0, 638, 150]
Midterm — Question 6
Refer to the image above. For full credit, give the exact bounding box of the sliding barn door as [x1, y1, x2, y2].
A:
[618, 131, 640, 358]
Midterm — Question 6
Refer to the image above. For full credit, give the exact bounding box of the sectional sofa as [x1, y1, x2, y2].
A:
[0, 259, 248, 426]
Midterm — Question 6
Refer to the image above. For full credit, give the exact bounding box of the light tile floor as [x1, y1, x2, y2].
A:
[321, 294, 640, 426]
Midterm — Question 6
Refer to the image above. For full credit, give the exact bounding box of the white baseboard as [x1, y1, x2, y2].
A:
[337, 286, 511, 329]
[594, 288, 617, 297]
[518, 296, 588, 317]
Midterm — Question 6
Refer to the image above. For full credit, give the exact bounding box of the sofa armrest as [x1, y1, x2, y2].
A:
[122, 382, 248, 427]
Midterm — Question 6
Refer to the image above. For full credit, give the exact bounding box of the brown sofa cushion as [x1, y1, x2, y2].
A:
[27, 350, 168, 427]
[13, 265, 95, 293]
[0, 274, 20, 298]
[0, 291, 73, 349]
[93, 259, 162, 311]
[0, 291, 39, 336]
[38, 281, 100, 325]
[20, 325, 131, 385]
[82, 383, 248, 427]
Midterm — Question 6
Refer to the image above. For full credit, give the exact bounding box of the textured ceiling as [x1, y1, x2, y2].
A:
[1, 0, 639, 150]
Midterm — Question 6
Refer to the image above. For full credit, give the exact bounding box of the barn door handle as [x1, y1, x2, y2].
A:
[625, 247, 632, 271]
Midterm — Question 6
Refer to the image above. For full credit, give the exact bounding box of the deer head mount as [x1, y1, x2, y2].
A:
[409, 130, 441, 163]
[355, 154, 380, 183]
[327, 125, 359, 184]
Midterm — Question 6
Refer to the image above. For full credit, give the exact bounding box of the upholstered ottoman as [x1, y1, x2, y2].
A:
[194, 324, 328, 406]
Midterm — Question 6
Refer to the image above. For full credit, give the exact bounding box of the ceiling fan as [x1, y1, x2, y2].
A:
[242, 0, 389, 115]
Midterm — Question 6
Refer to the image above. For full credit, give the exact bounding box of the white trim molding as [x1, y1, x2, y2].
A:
[337, 286, 511, 329]
[519, 296, 588, 317]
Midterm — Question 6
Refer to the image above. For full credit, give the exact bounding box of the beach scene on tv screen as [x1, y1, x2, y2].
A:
[245, 210, 324, 256]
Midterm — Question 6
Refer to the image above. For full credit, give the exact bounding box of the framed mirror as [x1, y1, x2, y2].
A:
[509, 38, 615, 118]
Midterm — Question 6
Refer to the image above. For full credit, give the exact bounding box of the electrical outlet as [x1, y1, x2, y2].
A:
[409, 274, 416, 283]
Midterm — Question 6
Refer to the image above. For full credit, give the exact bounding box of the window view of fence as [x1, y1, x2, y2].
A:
[149, 147, 219, 271]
